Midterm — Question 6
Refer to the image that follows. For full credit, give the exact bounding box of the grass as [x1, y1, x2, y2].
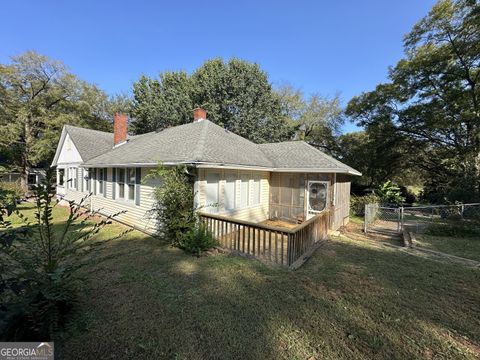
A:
[416, 234, 480, 262]
[7, 203, 480, 359]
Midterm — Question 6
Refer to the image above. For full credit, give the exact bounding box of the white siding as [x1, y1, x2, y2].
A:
[57, 134, 83, 165]
[63, 167, 158, 234]
[197, 168, 270, 223]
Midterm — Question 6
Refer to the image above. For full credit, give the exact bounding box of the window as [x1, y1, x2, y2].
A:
[98, 169, 104, 195]
[116, 168, 136, 202]
[58, 169, 65, 186]
[118, 168, 125, 199]
[252, 174, 261, 205]
[205, 172, 219, 213]
[224, 172, 236, 210]
[240, 173, 250, 208]
[308, 181, 328, 213]
[83, 169, 89, 192]
[127, 168, 135, 201]
[27, 174, 36, 185]
[68, 167, 77, 190]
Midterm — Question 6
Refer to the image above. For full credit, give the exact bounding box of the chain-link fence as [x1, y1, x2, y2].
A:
[364, 203, 480, 235]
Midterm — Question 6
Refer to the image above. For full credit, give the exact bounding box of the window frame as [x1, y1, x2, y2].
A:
[116, 168, 136, 203]
[58, 168, 65, 187]
[251, 174, 261, 206]
[205, 171, 220, 213]
[307, 180, 329, 214]
[98, 168, 104, 195]
[68, 167, 78, 190]
[239, 172, 250, 209]
[127, 168, 135, 201]
[224, 171, 237, 211]
[82, 169, 89, 193]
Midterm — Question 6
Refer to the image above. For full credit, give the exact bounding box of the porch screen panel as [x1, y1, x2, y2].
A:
[240, 173, 249, 208]
[224, 172, 236, 210]
[252, 174, 261, 205]
[205, 172, 220, 213]
[269, 173, 306, 222]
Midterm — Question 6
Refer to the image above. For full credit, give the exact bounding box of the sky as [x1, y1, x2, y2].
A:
[0, 0, 437, 133]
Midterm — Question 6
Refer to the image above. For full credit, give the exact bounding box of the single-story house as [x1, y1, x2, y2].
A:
[52, 109, 360, 265]
[0, 169, 47, 196]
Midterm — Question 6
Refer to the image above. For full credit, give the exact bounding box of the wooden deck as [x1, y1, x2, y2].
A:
[199, 211, 330, 267]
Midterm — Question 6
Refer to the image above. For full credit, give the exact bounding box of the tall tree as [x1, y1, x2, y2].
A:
[0, 51, 124, 190]
[130, 58, 292, 143]
[276, 85, 343, 153]
[130, 72, 192, 134]
[347, 0, 479, 202]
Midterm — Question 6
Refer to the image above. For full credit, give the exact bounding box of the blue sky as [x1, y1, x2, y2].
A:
[1, 0, 436, 133]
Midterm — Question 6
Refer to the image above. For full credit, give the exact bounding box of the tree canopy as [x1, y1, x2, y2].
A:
[346, 0, 480, 202]
[0, 51, 128, 189]
[131, 58, 295, 143]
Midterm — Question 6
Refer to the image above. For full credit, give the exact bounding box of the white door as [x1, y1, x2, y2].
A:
[306, 181, 328, 219]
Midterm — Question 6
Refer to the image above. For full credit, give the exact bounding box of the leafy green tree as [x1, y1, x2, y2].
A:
[130, 72, 192, 134]
[376, 180, 406, 205]
[0, 169, 129, 340]
[346, 0, 479, 203]
[0, 51, 129, 191]
[130, 58, 293, 143]
[277, 85, 344, 152]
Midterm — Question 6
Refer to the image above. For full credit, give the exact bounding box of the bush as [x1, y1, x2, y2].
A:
[376, 180, 405, 205]
[149, 165, 196, 246]
[0, 169, 128, 341]
[350, 193, 380, 216]
[0, 181, 23, 207]
[179, 222, 218, 255]
[425, 223, 480, 238]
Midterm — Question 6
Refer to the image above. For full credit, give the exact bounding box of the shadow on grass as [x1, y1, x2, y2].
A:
[52, 228, 480, 360]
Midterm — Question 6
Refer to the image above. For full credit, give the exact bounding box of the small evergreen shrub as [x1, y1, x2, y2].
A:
[148, 165, 196, 247]
[179, 222, 218, 255]
[149, 165, 218, 254]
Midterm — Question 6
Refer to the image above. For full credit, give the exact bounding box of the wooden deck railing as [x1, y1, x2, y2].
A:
[198, 211, 330, 267]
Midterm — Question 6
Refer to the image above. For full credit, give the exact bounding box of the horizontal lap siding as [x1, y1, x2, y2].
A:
[333, 174, 351, 230]
[198, 168, 270, 223]
[64, 188, 88, 204]
[65, 168, 158, 234]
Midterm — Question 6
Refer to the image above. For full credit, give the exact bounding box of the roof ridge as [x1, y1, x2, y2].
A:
[301, 141, 356, 170]
[64, 124, 113, 135]
[193, 121, 209, 161]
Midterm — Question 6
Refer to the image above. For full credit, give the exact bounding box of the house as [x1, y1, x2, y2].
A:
[52, 109, 360, 265]
[0, 168, 46, 195]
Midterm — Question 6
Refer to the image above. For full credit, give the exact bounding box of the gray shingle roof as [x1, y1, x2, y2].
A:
[258, 141, 361, 174]
[57, 120, 360, 175]
[84, 120, 273, 167]
[64, 125, 114, 161]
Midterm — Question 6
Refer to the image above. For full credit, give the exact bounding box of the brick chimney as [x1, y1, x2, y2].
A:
[113, 113, 128, 146]
[193, 108, 206, 122]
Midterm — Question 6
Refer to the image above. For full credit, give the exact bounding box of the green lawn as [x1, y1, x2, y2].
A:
[8, 204, 480, 359]
[416, 234, 480, 262]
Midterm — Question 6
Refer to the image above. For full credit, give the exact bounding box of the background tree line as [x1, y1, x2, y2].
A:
[1, 0, 477, 204]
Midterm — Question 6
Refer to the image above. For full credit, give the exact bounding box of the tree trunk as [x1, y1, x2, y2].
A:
[21, 116, 32, 197]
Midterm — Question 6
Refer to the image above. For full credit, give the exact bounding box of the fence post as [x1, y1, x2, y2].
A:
[364, 204, 368, 233]
[461, 203, 465, 220]
[397, 208, 400, 233]
[400, 206, 404, 231]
